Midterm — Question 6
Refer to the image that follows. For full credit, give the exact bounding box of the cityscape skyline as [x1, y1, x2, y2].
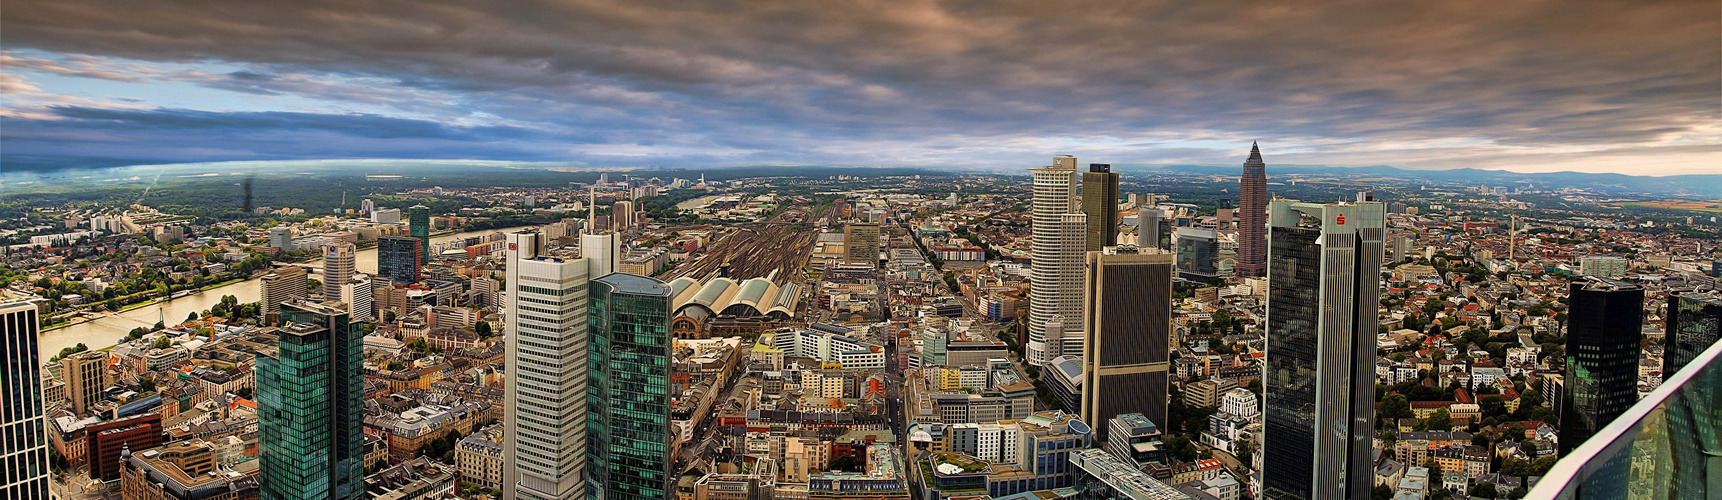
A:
[3, 138, 1722, 499]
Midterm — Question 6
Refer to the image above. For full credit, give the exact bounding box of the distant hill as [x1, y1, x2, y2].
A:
[1114, 163, 1722, 198]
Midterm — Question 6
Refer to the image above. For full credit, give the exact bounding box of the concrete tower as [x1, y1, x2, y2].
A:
[1028, 156, 1086, 366]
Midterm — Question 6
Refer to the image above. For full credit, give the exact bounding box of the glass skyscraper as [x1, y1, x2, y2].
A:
[1560, 277, 1644, 456]
[587, 273, 673, 500]
[409, 204, 431, 260]
[377, 235, 422, 284]
[1261, 200, 1382, 500]
[257, 300, 365, 500]
[1665, 292, 1722, 378]
[1081, 163, 1119, 252]
[0, 301, 50, 498]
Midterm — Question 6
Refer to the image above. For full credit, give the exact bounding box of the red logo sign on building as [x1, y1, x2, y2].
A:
[1336, 214, 1346, 225]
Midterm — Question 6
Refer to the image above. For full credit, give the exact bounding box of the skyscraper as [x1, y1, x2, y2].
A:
[1081, 163, 1119, 251]
[1560, 277, 1644, 455]
[260, 266, 308, 317]
[580, 231, 621, 278]
[612, 200, 635, 231]
[844, 222, 881, 268]
[1236, 143, 1268, 277]
[0, 301, 50, 498]
[1028, 156, 1087, 367]
[258, 300, 365, 500]
[409, 204, 431, 260]
[1079, 246, 1173, 443]
[377, 235, 423, 285]
[1665, 291, 1722, 377]
[269, 226, 293, 251]
[1174, 228, 1219, 280]
[587, 273, 675, 500]
[323, 241, 355, 300]
[505, 231, 592, 500]
[1261, 200, 1383, 500]
[1137, 209, 1162, 250]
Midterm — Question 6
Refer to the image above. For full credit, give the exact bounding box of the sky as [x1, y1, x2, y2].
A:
[3, 0, 1718, 176]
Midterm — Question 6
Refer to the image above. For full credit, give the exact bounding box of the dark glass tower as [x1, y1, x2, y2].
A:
[409, 204, 431, 260]
[1174, 228, 1219, 280]
[1665, 292, 1722, 377]
[0, 301, 50, 498]
[1261, 201, 1382, 500]
[1235, 143, 1268, 277]
[1560, 277, 1643, 455]
[1079, 247, 1173, 444]
[587, 273, 673, 500]
[377, 235, 423, 284]
[258, 300, 365, 500]
[1082, 163, 1119, 252]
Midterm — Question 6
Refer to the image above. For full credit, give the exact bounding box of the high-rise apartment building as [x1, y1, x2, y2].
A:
[587, 273, 674, 500]
[505, 230, 592, 500]
[0, 301, 50, 498]
[341, 274, 374, 323]
[1079, 246, 1173, 443]
[1666, 292, 1722, 377]
[258, 300, 365, 499]
[1081, 163, 1119, 251]
[844, 222, 881, 268]
[260, 266, 309, 317]
[1577, 255, 1629, 278]
[1028, 156, 1087, 366]
[1560, 277, 1644, 455]
[323, 241, 355, 300]
[1236, 143, 1268, 277]
[62, 350, 106, 417]
[378, 235, 423, 285]
[1261, 200, 1383, 500]
[409, 204, 431, 260]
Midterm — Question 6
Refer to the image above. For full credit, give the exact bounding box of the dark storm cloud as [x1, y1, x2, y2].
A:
[1, 107, 562, 171]
[1, 0, 1716, 171]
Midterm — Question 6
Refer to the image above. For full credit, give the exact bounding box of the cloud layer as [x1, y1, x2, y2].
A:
[3, 0, 1718, 174]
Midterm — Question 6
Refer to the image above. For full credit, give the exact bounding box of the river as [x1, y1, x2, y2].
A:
[40, 226, 535, 358]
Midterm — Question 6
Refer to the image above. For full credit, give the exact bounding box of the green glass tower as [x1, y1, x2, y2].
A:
[258, 300, 365, 500]
[587, 273, 673, 500]
[409, 204, 431, 262]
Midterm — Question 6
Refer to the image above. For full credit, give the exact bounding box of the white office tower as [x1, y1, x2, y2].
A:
[270, 226, 293, 251]
[0, 301, 50, 497]
[580, 232, 621, 278]
[1027, 156, 1087, 366]
[323, 241, 356, 300]
[341, 275, 374, 322]
[504, 230, 592, 500]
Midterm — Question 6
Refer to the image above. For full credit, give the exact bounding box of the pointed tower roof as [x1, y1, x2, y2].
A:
[1248, 141, 1262, 162]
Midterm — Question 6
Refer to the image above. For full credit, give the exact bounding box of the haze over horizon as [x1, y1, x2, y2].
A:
[3, 1, 1718, 175]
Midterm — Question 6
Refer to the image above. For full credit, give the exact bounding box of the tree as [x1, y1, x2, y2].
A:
[1470, 482, 1499, 498]
[153, 336, 174, 349]
[474, 321, 493, 338]
[1426, 408, 1453, 431]
[1378, 394, 1413, 421]
[187, 311, 199, 322]
[1372, 484, 1394, 500]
